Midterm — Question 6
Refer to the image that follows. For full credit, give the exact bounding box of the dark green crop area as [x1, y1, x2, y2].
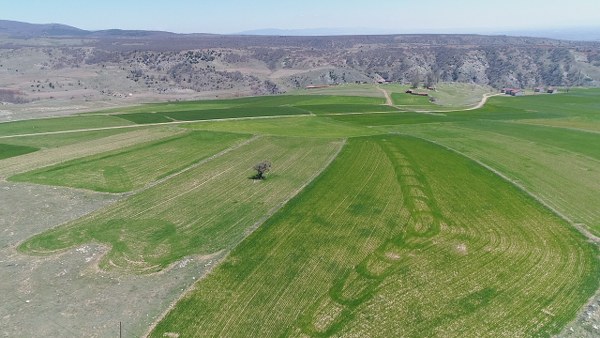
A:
[109, 95, 386, 114]
[104, 95, 393, 123]
[0, 143, 39, 160]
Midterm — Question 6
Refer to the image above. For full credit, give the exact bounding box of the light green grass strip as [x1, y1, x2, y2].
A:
[0, 115, 133, 137]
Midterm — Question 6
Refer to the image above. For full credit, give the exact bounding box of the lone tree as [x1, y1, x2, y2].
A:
[252, 160, 272, 180]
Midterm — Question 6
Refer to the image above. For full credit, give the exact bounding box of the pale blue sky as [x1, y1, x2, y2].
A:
[1, 0, 599, 34]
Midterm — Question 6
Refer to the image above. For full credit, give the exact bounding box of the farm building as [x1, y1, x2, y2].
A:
[405, 89, 428, 97]
[534, 87, 544, 93]
[503, 88, 524, 96]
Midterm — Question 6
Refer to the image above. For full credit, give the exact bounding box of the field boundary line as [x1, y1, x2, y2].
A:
[244, 139, 347, 235]
[142, 138, 347, 338]
[322, 110, 405, 116]
[141, 251, 226, 338]
[399, 133, 600, 244]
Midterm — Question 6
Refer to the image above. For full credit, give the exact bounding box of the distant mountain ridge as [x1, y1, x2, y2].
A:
[2, 19, 600, 42]
[238, 28, 400, 36]
[496, 27, 600, 42]
[0, 19, 185, 39]
[0, 19, 88, 37]
[0, 19, 599, 105]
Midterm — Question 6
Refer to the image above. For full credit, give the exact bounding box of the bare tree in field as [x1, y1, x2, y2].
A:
[424, 69, 440, 88]
[252, 161, 272, 180]
[409, 70, 421, 89]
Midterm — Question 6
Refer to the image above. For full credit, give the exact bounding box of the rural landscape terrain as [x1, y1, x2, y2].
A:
[1, 20, 600, 338]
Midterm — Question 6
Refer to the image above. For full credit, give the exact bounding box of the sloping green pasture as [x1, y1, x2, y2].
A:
[288, 84, 386, 98]
[18, 136, 342, 273]
[391, 92, 435, 108]
[151, 135, 598, 337]
[382, 83, 493, 109]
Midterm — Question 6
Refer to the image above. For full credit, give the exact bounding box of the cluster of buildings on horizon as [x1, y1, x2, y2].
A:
[502, 87, 558, 96]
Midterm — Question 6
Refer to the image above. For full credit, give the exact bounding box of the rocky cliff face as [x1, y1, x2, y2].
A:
[1, 32, 598, 102]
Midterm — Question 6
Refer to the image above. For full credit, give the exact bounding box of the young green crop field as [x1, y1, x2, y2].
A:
[151, 135, 598, 337]
[10, 131, 248, 192]
[185, 116, 379, 138]
[18, 136, 343, 273]
[2, 86, 599, 337]
[382, 121, 600, 236]
[104, 94, 392, 123]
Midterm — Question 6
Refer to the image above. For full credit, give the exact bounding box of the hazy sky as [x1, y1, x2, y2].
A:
[2, 0, 599, 34]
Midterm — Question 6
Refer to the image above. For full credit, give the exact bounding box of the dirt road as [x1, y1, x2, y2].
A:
[377, 86, 394, 106]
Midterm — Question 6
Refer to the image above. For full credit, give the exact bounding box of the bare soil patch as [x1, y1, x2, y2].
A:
[0, 182, 226, 337]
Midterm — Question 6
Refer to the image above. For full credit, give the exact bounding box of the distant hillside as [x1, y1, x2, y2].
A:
[1, 20, 599, 105]
[0, 20, 87, 37]
[498, 27, 600, 42]
[238, 28, 398, 36]
[0, 20, 184, 39]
